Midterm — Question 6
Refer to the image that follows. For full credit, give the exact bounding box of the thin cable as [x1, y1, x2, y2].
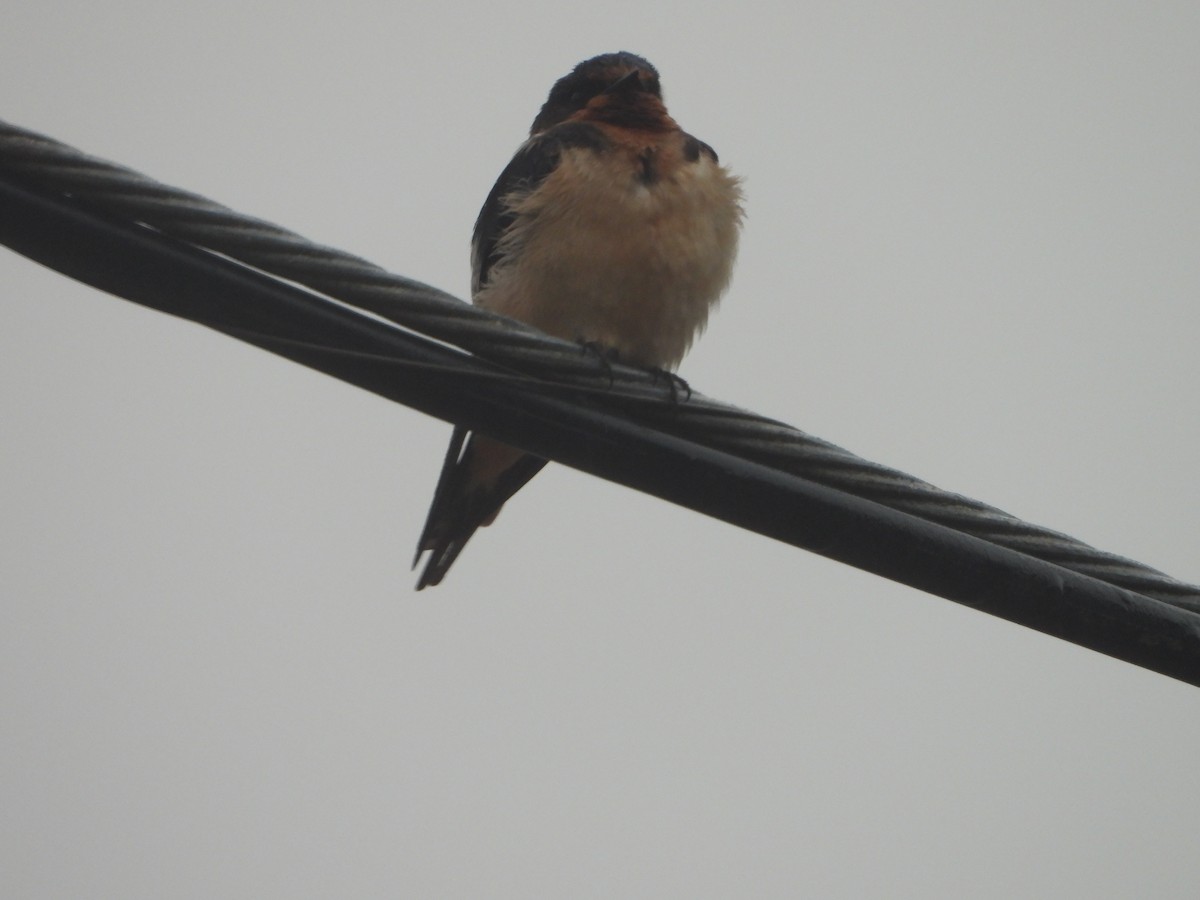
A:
[1, 117, 1198, 614]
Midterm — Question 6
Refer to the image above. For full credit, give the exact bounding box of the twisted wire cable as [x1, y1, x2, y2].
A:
[2, 117, 1197, 614]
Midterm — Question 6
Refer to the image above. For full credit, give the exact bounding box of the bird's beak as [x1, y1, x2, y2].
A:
[604, 69, 643, 94]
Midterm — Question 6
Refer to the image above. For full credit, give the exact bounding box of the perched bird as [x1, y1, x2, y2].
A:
[414, 51, 743, 589]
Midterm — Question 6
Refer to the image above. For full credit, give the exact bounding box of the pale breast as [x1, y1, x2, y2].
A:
[476, 139, 743, 369]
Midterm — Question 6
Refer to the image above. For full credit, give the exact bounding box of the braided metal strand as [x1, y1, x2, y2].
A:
[2, 118, 1196, 613]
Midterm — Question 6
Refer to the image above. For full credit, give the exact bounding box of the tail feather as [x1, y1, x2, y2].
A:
[413, 428, 547, 589]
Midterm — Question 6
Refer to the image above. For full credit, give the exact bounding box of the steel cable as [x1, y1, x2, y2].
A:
[2, 117, 1197, 614]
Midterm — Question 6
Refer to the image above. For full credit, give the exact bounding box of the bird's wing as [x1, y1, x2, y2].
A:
[415, 123, 610, 589]
[470, 121, 609, 295]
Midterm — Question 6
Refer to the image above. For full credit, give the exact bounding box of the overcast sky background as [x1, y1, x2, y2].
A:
[3, 2, 1199, 897]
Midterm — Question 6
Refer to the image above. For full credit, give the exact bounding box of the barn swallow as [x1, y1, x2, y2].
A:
[413, 51, 743, 589]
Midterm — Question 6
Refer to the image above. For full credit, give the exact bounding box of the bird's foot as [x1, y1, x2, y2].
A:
[576, 339, 620, 387]
[649, 367, 691, 403]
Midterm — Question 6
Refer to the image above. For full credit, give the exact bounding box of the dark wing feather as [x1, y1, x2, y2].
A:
[414, 122, 609, 589]
[414, 428, 548, 590]
[681, 133, 719, 164]
[471, 121, 610, 295]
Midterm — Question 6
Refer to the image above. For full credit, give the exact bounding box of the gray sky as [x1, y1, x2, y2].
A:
[3, 2, 1200, 897]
